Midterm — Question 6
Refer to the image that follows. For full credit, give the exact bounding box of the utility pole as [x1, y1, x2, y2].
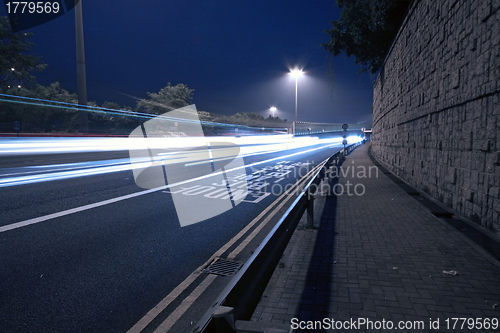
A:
[75, 0, 88, 132]
[295, 78, 298, 122]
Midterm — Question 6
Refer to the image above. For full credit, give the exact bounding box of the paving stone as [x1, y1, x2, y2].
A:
[251, 144, 500, 330]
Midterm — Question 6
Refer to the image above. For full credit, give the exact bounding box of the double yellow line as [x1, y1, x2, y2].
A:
[127, 157, 330, 333]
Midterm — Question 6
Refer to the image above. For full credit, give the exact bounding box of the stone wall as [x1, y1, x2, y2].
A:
[372, 0, 500, 234]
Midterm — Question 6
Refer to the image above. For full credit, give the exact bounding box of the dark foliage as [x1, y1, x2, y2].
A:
[0, 16, 47, 89]
[322, 0, 411, 73]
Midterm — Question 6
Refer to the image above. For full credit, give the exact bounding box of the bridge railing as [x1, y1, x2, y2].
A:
[292, 121, 365, 136]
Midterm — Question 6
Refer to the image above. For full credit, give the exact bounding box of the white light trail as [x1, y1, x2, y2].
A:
[0, 136, 353, 188]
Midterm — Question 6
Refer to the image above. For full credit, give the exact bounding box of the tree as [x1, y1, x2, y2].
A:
[322, 0, 411, 74]
[198, 111, 215, 122]
[136, 83, 194, 115]
[32, 81, 78, 103]
[0, 82, 79, 132]
[91, 101, 138, 134]
[0, 16, 46, 90]
[265, 115, 287, 123]
[232, 112, 265, 122]
[208, 112, 289, 128]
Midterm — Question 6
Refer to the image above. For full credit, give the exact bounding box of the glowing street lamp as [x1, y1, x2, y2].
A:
[270, 106, 277, 118]
[289, 68, 303, 122]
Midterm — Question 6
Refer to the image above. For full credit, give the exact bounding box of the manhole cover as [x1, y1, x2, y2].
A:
[206, 258, 242, 276]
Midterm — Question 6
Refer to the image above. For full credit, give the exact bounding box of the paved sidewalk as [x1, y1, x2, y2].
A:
[251, 143, 500, 332]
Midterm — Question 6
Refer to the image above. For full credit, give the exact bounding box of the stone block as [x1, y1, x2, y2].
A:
[452, 69, 460, 88]
[488, 186, 500, 199]
[462, 170, 471, 189]
[493, 198, 500, 214]
[493, 100, 500, 115]
[479, 0, 492, 22]
[446, 167, 457, 184]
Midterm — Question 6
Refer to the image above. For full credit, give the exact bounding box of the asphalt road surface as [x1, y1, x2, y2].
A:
[0, 135, 357, 332]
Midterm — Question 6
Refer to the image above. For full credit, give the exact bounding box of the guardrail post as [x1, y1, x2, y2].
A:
[212, 306, 235, 333]
[320, 164, 326, 180]
[306, 188, 314, 229]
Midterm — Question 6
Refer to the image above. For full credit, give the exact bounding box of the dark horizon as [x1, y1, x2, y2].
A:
[0, 0, 375, 125]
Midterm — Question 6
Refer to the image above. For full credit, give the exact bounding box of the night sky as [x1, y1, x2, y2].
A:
[1, 0, 375, 125]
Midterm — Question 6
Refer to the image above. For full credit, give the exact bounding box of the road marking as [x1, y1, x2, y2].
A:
[126, 184, 295, 333]
[0, 144, 339, 233]
[153, 274, 217, 333]
[125, 273, 201, 333]
[0, 188, 161, 233]
[227, 163, 321, 260]
[125, 160, 325, 332]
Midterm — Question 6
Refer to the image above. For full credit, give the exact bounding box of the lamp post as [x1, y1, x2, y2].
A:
[270, 106, 277, 118]
[75, 0, 88, 132]
[289, 68, 303, 122]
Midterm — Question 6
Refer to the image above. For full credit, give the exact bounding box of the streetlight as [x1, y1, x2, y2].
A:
[289, 68, 303, 122]
[75, 0, 88, 132]
[270, 106, 277, 118]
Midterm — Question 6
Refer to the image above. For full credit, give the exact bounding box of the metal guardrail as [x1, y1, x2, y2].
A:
[193, 141, 365, 333]
[292, 121, 366, 136]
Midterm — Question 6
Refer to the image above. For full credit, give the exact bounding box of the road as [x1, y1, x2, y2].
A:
[0, 134, 359, 332]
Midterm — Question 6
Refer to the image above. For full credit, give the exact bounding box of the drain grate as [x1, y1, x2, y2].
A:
[206, 258, 242, 276]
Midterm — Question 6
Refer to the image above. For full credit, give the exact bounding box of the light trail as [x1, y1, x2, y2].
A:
[0, 135, 299, 155]
[0, 136, 366, 233]
[0, 135, 363, 188]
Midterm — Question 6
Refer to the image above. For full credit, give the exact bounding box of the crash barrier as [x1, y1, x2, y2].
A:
[292, 121, 366, 136]
[193, 141, 365, 333]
